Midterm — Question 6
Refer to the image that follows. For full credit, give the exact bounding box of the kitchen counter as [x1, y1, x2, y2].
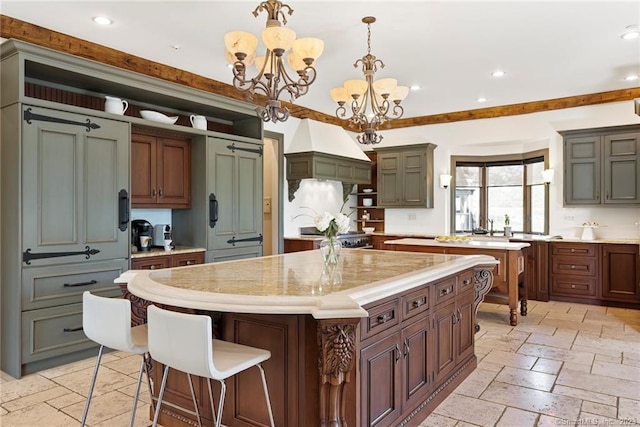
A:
[118, 249, 497, 427]
[385, 237, 528, 326]
[130, 246, 205, 258]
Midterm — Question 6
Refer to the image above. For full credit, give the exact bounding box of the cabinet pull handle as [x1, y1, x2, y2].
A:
[452, 313, 457, 325]
[394, 344, 401, 364]
[571, 285, 576, 289]
[63, 326, 83, 333]
[412, 298, 424, 308]
[159, 188, 164, 198]
[64, 279, 97, 288]
[403, 338, 410, 358]
[149, 265, 156, 270]
[152, 188, 156, 197]
[462, 279, 471, 285]
[440, 287, 452, 296]
[118, 189, 129, 232]
[457, 308, 462, 322]
[377, 313, 392, 324]
[186, 260, 193, 265]
[209, 193, 219, 228]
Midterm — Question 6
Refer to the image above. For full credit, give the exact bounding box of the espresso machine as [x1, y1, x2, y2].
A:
[131, 219, 153, 251]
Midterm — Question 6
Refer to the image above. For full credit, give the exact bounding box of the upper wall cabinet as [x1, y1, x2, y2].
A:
[131, 129, 191, 209]
[375, 144, 437, 208]
[561, 125, 640, 205]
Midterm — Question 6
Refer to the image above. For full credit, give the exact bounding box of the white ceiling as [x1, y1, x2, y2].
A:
[2, 1, 639, 119]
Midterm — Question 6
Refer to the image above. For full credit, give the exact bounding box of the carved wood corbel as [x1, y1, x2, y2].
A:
[473, 267, 494, 332]
[317, 318, 359, 427]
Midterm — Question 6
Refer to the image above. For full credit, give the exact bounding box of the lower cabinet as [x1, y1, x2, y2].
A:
[602, 244, 640, 303]
[360, 269, 476, 427]
[131, 251, 205, 270]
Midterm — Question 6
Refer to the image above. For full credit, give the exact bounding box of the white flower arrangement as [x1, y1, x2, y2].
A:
[296, 204, 353, 238]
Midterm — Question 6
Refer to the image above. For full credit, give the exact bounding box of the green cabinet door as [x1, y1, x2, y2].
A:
[603, 132, 640, 204]
[21, 106, 130, 266]
[207, 137, 263, 253]
[564, 136, 601, 205]
[378, 152, 402, 206]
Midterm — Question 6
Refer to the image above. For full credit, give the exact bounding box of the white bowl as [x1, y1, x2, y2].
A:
[140, 110, 178, 124]
[362, 227, 375, 234]
[362, 198, 373, 207]
[362, 188, 373, 193]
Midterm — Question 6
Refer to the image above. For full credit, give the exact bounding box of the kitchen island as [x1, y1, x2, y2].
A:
[384, 238, 529, 326]
[118, 249, 496, 427]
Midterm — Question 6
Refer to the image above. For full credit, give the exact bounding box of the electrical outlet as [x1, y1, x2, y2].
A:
[563, 215, 574, 222]
[408, 213, 417, 221]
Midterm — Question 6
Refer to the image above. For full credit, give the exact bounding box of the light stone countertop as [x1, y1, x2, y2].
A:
[120, 249, 498, 319]
[384, 238, 530, 251]
[370, 232, 639, 245]
[131, 246, 206, 259]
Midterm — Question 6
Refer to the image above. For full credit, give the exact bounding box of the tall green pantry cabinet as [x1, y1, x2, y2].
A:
[1, 39, 263, 377]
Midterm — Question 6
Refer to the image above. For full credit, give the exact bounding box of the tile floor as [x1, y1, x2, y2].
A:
[1, 300, 639, 426]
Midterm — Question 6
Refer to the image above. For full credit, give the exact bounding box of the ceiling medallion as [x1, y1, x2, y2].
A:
[224, 0, 324, 123]
[330, 16, 409, 145]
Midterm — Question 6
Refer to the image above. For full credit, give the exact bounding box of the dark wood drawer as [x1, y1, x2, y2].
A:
[551, 276, 597, 297]
[552, 256, 598, 277]
[458, 270, 475, 293]
[172, 251, 204, 267]
[401, 287, 430, 321]
[552, 242, 597, 257]
[131, 256, 171, 270]
[21, 303, 96, 363]
[434, 277, 457, 306]
[361, 299, 400, 340]
[22, 260, 127, 310]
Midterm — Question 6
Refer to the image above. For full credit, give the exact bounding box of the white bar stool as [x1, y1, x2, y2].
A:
[147, 305, 275, 427]
[81, 291, 154, 427]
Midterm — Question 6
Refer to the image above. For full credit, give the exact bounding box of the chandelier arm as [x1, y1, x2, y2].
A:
[392, 104, 405, 119]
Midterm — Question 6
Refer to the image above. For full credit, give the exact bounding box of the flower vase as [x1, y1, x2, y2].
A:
[320, 236, 342, 265]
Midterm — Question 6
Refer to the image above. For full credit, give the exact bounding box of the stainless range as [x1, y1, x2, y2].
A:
[299, 227, 372, 249]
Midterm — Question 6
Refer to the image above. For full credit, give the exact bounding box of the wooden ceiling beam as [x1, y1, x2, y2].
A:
[2, 15, 638, 129]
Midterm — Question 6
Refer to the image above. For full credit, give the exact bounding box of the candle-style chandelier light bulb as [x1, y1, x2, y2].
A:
[224, 0, 323, 123]
[330, 16, 409, 144]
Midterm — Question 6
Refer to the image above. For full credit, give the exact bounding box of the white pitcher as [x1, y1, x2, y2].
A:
[105, 96, 128, 115]
[190, 114, 207, 130]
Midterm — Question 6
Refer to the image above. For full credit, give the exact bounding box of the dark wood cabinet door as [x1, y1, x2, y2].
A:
[401, 318, 432, 409]
[360, 333, 402, 427]
[131, 133, 158, 205]
[602, 244, 640, 302]
[433, 301, 456, 385]
[456, 291, 475, 362]
[157, 136, 191, 207]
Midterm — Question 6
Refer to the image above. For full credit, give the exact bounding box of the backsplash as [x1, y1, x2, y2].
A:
[131, 208, 172, 227]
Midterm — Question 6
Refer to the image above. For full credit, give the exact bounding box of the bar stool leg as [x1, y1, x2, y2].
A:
[206, 378, 217, 426]
[187, 374, 203, 427]
[143, 354, 155, 417]
[257, 364, 276, 427]
[128, 355, 147, 427]
[81, 345, 104, 427]
[152, 365, 170, 427]
[215, 379, 226, 427]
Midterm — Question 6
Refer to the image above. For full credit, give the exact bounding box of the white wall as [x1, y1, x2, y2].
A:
[269, 101, 640, 239]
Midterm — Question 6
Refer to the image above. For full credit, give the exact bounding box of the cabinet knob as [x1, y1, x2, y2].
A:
[571, 285, 576, 288]
[571, 248, 575, 253]
[159, 188, 164, 198]
[149, 265, 156, 270]
[186, 261, 193, 265]
[571, 265, 575, 269]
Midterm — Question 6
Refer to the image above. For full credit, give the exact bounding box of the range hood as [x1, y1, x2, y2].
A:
[285, 119, 372, 201]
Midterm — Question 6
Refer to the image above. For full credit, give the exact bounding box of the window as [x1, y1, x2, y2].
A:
[452, 151, 548, 234]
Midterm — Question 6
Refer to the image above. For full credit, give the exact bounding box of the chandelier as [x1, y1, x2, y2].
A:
[224, 0, 324, 123]
[330, 17, 409, 145]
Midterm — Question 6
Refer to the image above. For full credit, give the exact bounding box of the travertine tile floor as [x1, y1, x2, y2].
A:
[1, 300, 639, 426]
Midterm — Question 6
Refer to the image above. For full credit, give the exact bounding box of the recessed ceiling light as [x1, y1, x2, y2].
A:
[491, 70, 506, 77]
[410, 85, 421, 91]
[476, 97, 487, 103]
[621, 25, 640, 40]
[625, 74, 639, 81]
[170, 44, 181, 50]
[92, 16, 112, 26]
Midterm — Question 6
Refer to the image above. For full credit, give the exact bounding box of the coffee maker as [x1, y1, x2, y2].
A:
[131, 219, 153, 251]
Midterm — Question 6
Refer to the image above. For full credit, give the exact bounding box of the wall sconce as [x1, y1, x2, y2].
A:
[542, 168, 555, 185]
[440, 174, 452, 189]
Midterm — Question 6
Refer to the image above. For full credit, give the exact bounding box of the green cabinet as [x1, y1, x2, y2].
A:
[562, 126, 640, 205]
[375, 144, 436, 208]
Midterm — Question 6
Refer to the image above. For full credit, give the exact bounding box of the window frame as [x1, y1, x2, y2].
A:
[449, 149, 549, 235]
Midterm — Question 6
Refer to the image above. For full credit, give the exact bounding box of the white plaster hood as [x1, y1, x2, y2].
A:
[284, 119, 372, 201]
[286, 119, 370, 162]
